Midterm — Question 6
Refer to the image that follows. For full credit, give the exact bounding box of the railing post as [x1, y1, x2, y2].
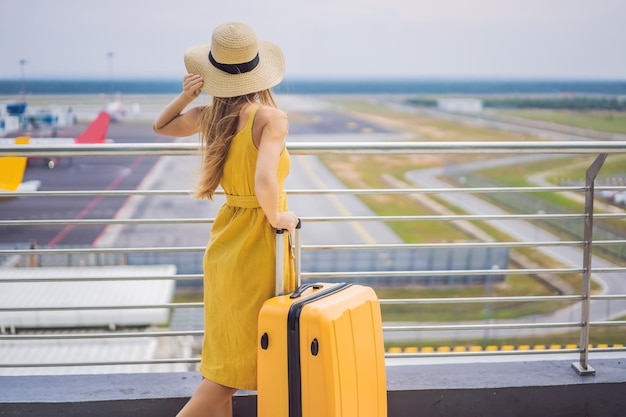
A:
[571, 154, 607, 376]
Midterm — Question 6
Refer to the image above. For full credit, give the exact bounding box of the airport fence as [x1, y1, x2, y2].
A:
[0, 140, 625, 377]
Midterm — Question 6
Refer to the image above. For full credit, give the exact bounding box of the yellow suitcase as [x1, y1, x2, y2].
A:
[257, 223, 387, 417]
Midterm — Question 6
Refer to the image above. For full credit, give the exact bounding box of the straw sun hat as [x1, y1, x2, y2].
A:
[184, 22, 285, 98]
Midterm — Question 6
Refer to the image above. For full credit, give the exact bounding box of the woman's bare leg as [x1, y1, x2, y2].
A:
[176, 378, 237, 417]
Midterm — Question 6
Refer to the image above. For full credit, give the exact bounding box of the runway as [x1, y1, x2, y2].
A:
[0, 95, 402, 249]
[0, 122, 169, 247]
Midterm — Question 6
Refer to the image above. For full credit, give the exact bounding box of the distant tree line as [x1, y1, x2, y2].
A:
[405, 98, 439, 107]
[406, 97, 626, 111]
[483, 97, 626, 111]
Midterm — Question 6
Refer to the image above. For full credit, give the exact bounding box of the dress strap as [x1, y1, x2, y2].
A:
[244, 104, 261, 131]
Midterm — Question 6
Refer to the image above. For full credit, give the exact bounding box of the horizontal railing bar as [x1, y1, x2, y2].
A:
[590, 295, 626, 301]
[13, 347, 626, 368]
[287, 186, 626, 194]
[307, 241, 586, 250]
[0, 296, 578, 312]
[4, 293, 622, 311]
[0, 302, 203, 312]
[382, 294, 626, 305]
[383, 321, 582, 332]
[7, 346, 626, 368]
[594, 213, 626, 219]
[307, 240, 625, 250]
[0, 186, 594, 199]
[381, 295, 583, 305]
[0, 289, 582, 311]
[0, 330, 204, 341]
[0, 143, 201, 157]
[0, 218, 212, 226]
[0, 348, 585, 369]
[2, 238, 622, 261]
[5, 266, 624, 285]
[0, 267, 585, 285]
[386, 348, 582, 359]
[4, 185, 626, 199]
[595, 185, 626, 190]
[309, 214, 587, 222]
[591, 321, 626, 327]
[0, 247, 207, 255]
[589, 267, 626, 273]
[0, 190, 194, 198]
[0, 322, 621, 341]
[1, 348, 597, 369]
[303, 267, 583, 278]
[0, 357, 201, 368]
[2, 141, 626, 157]
[0, 274, 202, 283]
[592, 240, 626, 247]
[0, 213, 592, 227]
[0, 343, 621, 369]
[0, 239, 597, 256]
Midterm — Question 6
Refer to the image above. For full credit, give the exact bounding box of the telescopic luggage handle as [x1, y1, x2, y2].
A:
[275, 219, 301, 296]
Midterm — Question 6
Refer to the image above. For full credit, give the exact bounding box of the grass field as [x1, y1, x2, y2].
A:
[375, 276, 561, 322]
[473, 155, 626, 251]
[501, 110, 626, 135]
[317, 97, 624, 330]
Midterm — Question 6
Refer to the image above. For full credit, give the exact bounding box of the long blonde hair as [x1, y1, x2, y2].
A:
[194, 89, 278, 200]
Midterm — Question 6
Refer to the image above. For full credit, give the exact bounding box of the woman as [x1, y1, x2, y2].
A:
[153, 22, 298, 417]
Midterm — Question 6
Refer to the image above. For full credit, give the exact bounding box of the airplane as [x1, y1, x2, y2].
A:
[0, 111, 112, 169]
[0, 137, 41, 202]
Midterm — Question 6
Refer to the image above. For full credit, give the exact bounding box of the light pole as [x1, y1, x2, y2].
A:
[107, 51, 114, 96]
[19, 59, 27, 98]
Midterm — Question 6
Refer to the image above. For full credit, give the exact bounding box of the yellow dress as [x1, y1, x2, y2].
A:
[200, 105, 294, 390]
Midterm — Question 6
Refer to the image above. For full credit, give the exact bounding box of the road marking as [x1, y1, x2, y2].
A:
[47, 156, 145, 248]
[297, 155, 376, 244]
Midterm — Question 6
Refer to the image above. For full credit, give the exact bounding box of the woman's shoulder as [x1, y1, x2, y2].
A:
[256, 106, 287, 123]
[252, 105, 288, 142]
[255, 106, 288, 133]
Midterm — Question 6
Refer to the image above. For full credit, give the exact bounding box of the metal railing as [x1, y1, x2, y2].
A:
[1, 141, 626, 377]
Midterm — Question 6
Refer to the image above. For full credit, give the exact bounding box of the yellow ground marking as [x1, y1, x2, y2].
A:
[297, 155, 376, 244]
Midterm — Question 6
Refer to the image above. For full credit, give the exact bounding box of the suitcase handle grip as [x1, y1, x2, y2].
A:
[275, 218, 302, 296]
[289, 283, 323, 299]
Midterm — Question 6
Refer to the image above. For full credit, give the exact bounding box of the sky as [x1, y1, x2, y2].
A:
[1, 0, 625, 80]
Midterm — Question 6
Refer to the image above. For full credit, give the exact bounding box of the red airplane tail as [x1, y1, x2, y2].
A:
[74, 112, 111, 144]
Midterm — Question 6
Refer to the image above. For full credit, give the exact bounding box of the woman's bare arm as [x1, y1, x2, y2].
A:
[255, 109, 298, 233]
[153, 74, 204, 137]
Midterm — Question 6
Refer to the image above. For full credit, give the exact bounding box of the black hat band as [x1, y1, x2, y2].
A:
[209, 51, 260, 75]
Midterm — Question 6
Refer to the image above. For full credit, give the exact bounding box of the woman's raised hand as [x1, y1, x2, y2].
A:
[182, 74, 203, 99]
